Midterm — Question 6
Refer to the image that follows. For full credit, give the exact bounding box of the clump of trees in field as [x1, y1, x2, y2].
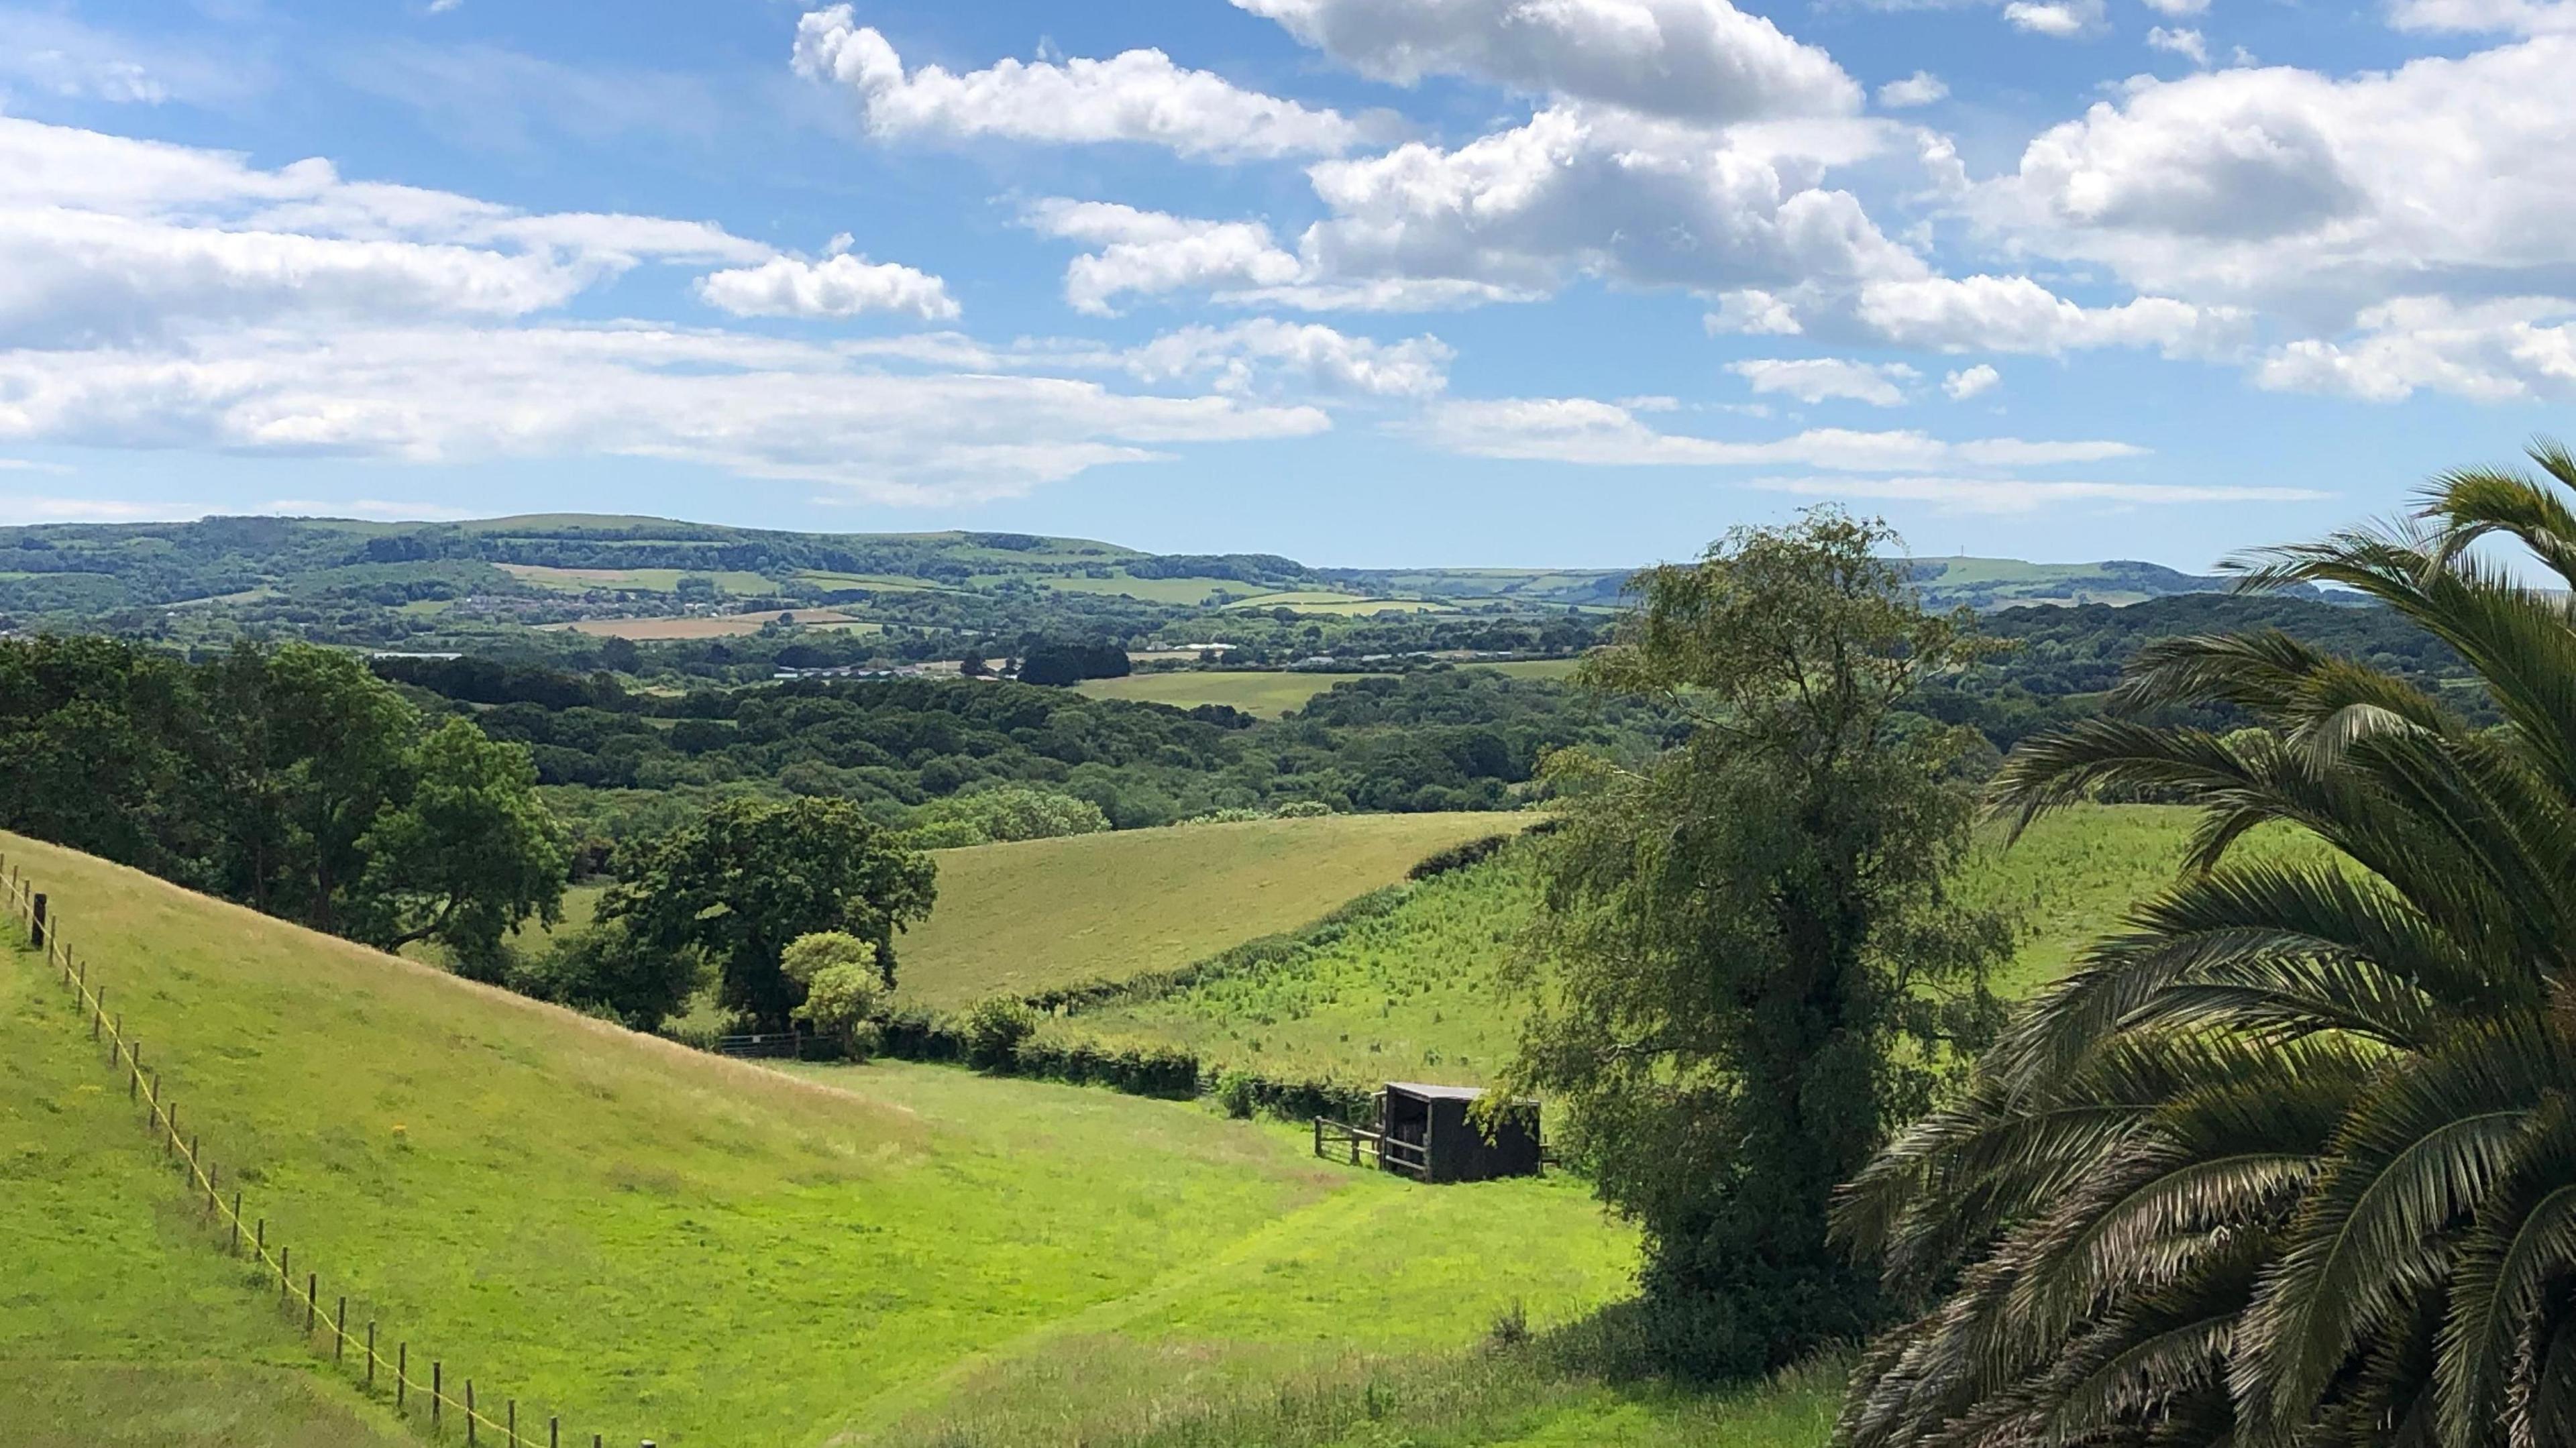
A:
[0, 636, 568, 970]
[1502, 508, 2010, 1378]
[1833, 444, 2576, 1443]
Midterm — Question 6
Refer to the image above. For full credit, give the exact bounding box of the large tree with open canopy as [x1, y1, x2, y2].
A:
[1835, 443, 2576, 1448]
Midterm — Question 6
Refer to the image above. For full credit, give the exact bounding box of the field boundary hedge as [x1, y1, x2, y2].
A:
[0, 852, 635, 1448]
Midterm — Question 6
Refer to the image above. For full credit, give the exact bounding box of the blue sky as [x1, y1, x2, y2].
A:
[0, 0, 2569, 567]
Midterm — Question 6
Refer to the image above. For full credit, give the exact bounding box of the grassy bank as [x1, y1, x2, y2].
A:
[0, 832, 1633, 1446]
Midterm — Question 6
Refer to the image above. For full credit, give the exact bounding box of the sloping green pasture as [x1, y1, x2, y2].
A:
[0, 832, 1633, 1447]
[889, 812, 1524, 1011]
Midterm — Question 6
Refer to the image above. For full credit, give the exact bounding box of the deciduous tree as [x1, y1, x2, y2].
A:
[598, 797, 935, 1028]
[1503, 508, 2008, 1377]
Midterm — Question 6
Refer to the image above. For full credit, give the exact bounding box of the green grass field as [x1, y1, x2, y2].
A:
[1464, 658, 1585, 681]
[497, 564, 775, 595]
[1046, 848, 1538, 1089]
[891, 812, 1523, 1011]
[1049, 804, 2314, 1089]
[0, 952, 409, 1445]
[0, 832, 1644, 1447]
[1074, 671, 1375, 717]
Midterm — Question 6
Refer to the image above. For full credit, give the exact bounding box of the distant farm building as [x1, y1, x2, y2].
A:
[1315, 1082, 1542, 1184]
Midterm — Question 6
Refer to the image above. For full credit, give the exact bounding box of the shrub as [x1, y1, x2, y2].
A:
[1214, 1068, 1260, 1119]
[962, 995, 1037, 1069]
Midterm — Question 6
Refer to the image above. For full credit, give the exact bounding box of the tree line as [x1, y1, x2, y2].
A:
[0, 633, 941, 1036]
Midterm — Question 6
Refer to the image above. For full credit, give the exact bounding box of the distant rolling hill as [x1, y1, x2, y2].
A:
[0, 512, 2263, 624]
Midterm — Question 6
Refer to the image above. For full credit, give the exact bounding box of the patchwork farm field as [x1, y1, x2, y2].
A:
[1075, 661, 1587, 717]
[1074, 670, 1374, 717]
[890, 812, 1523, 1011]
[496, 563, 775, 595]
[0, 832, 1644, 1447]
[543, 609, 878, 640]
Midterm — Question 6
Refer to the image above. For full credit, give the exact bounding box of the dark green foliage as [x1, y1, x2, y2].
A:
[1407, 832, 1515, 879]
[963, 995, 1038, 1069]
[0, 634, 570, 967]
[353, 718, 572, 970]
[1017, 641, 1132, 686]
[1837, 444, 2576, 1447]
[388, 665, 1668, 833]
[509, 918, 699, 1029]
[597, 796, 934, 1028]
[1507, 510, 2010, 1380]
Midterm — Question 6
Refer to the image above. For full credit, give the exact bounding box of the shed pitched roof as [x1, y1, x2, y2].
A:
[1384, 1081, 1486, 1102]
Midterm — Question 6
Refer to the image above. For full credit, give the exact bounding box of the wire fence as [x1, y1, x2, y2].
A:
[0, 854, 646, 1448]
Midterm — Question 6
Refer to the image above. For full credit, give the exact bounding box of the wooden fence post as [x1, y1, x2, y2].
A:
[433, 1361, 441, 1428]
[550, 1416, 559, 1448]
[334, 1294, 346, 1357]
[508, 1398, 517, 1446]
[30, 891, 44, 948]
[368, 1321, 378, 1389]
[466, 1380, 477, 1445]
[278, 1245, 289, 1297]
[229, 1194, 242, 1254]
[398, 1343, 407, 1410]
[305, 1272, 317, 1332]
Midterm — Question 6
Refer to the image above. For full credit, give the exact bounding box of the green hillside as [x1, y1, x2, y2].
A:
[1049, 805, 2328, 1090]
[891, 812, 1523, 1011]
[0, 832, 1638, 1447]
[0, 962, 408, 1447]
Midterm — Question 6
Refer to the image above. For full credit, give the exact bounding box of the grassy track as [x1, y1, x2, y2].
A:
[892, 812, 1523, 1010]
[0, 832, 1630, 1447]
[1073, 671, 1373, 717]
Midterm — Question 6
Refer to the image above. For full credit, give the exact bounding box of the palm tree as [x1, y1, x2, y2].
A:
[1832, 443, 2576, 1448]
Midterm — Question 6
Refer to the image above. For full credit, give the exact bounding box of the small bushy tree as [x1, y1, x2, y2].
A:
[904, 785, 1110, 848]
[511, 917, 698, 1031]
[963, 995, 1037, 1070]
[782, 930, 886, 1058]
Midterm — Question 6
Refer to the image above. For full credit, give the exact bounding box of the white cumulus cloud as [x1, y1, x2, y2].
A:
[0, 324, 1333, 504]
[1979, 36, 2576, 329]
[2003, 0, 2101, 36]
[1754, 474, 2325, 512]
[696, 253, 959, 321]
[1412, 395, 2141, 471]
[1877, 71, 1948, 108]
[1943, 364, 2002, 399]
[2252, 294, 2576, 402]
[1729, 357, 1918, 406]
[2147, 26, 2211, 64]
[1299, 105, 1925, 300]
[1022, 200, 1304, 316]
[1122, 319, 1452, 398]
[1855, 274, 2248, 357]
[1230, 0, 1862, 123]
[791, 6, 1373, 160]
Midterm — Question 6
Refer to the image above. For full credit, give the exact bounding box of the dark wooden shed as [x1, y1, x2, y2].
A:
[1316, 1082, 1542, 1183]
